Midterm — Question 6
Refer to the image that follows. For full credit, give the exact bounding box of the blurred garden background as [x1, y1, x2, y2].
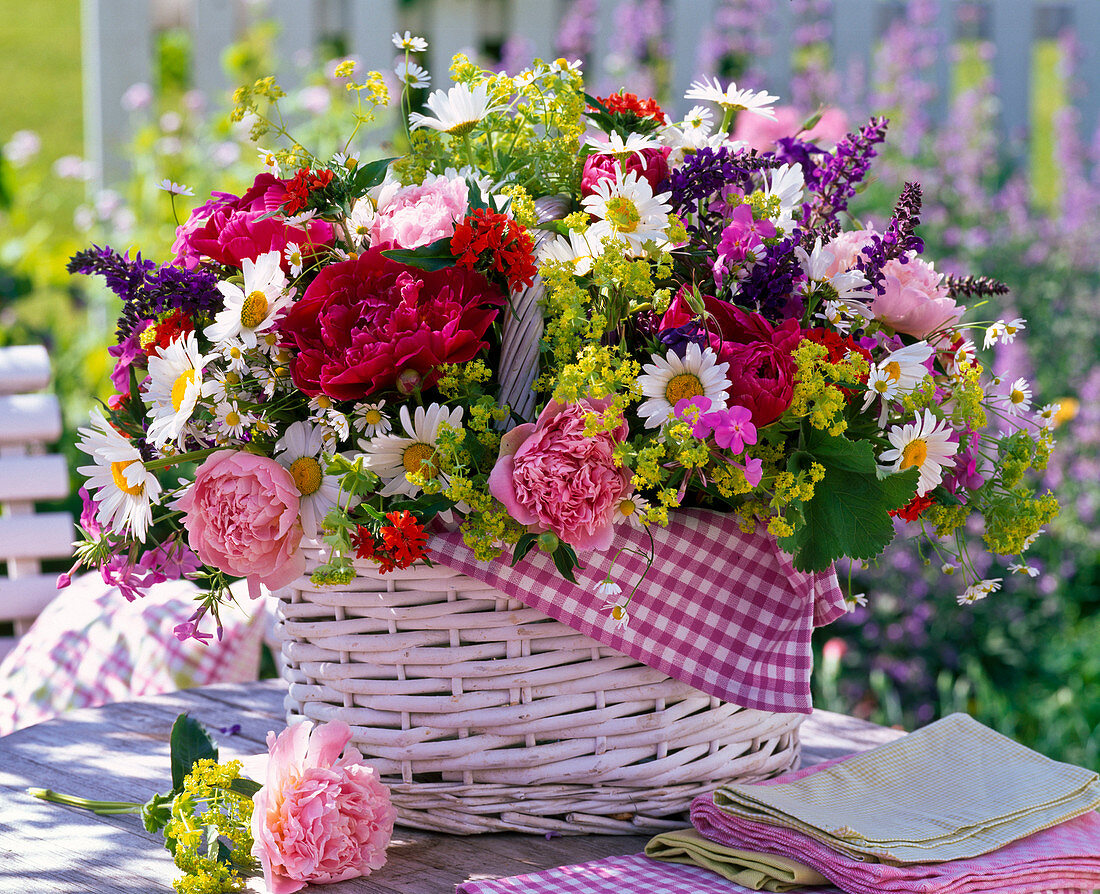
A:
[1, 0, 1097, 767]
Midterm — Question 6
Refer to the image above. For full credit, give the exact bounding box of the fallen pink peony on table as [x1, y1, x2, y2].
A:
[488, 396, 632, 552]
[251, 720, 396, 894]
[176, 451, 305, 598]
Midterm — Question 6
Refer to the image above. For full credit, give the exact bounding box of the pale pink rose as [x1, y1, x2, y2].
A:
[369, 173, 469, 249]
[871, 253, 962, 338]
[823, 228, 877, 278]
[176, 451, 305, 597]
[251, 721, 396, 894]
[733, 105, 849, 152]
[489, 397, 632, 552]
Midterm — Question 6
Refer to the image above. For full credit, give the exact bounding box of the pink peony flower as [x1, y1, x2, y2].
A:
[870, 254, 962, 338]
[369, 173, 468, 249]
[580, 147, 671, 197]
[489, 397, 632, 552]
[281, 247, 504, 401]
[733, 105, 849, 152]
[252, 721, 396, 894]
[172, 172, 333, 271]
[176, 451, 305, 598]
[661, 291, 801, 427]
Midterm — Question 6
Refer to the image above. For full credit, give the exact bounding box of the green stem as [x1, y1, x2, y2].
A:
[29, 788, 143, 815]
[144, 447, 221, 472]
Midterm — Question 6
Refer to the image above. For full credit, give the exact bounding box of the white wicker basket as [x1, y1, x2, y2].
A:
[275, 537, 804, 835]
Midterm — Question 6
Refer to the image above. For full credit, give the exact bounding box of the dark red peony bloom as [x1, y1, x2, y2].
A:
[172, 172, 333, 271]
[661, 290, 802, 427]
[450, 208, 538, 293]
[280, 247, 505, 401]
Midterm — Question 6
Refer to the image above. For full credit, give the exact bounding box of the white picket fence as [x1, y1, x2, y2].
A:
[82, 0, 1100, 188]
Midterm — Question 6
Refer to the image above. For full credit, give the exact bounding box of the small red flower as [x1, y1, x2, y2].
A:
[283, 167, 335, 215]
[592, 92, 668, 125]
[351, 525, 379, 560]
[140, 310, 195, 356]
[891, 493, 934, 521]
[380, 510, 429, 569]
[450, 208, 538, 293]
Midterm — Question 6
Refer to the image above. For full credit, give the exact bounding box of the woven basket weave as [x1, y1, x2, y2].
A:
[275, 537, 804, 835]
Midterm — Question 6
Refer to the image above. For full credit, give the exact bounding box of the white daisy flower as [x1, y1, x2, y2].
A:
[275, 421, 342, 534]
[584, 129, 663, 160]
[286, 209, 317, 227]
[983, 317, 1026, 349]
[594, 579, 622, 598]
[862, 342, 933, 411]
[613, 493, 650, 528]
[216, 341, 251, 375]
[946, 339, 977, 379]
[257, 330, 284, 359]
[257, 148, 281, 175]
[215, 399, 255, 441]
[314, 409, 351, 445]
[957, 578, 1002, 605]
[684, 76, 779, 120]
[604, 600, 630, 631]
[347, 198, 376, 248]
[395, 60, 430, 89]
[361, 403, 463, 497]
[538, 228, 601, 277]
[352, 401, 392, 439]
[76, 407, 162, 542]
[157, 179, 194, 196]
[941, 563, 956, 576]
[879, 408, 959, 496]
[331, 151, 360, 171]
[1036, 402, 1060, 430]
[1008, 562, 1039, 577]
[283, 241, 304, 277]
[409, 82, 509, 137]
[637, 343, 731, 429]
[582, 170, 673, 256]
[762, 163, 804, 232]
[845, 592, 868, 611]
[1004, 377, 1032, 416]
[1021, 530, 1042, 551]
[392, 31, 428, 52]
[144, 331, 215, 450]
[205, 250, 292, 349]
[682, 105, 714, 131]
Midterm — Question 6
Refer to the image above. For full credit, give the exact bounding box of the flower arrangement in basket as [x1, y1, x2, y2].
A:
[65, 36, 1059, 832]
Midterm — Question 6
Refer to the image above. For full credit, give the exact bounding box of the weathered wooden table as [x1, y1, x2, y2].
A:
[0, 680, 904, 894]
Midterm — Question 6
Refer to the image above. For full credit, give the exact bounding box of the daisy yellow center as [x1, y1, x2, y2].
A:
[606, 196, 641, 232]
[610, 605, 627, 621]
[110, 460, 145, 497]
[225, 411, 241, 427]
[665, 373, 704, 406]
[402, 442, 437, 476]
[884, 361, 902, 383]
[314, 395, 333, 410]
[171, 369, 197, 411]
[446, 119, 479, 137]
[241, 290, 269, 328]
[900, 439, 928, 470]
[224, 371, 240, 385]
[363, 408, 382, 425]
[874, 379, 890, 394]
[1010, 388, 1026, 405]
[618, 499, 636, 516]
[289, 456, 323, 496]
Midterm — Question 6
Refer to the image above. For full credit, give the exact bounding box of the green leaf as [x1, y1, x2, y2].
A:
[227, 777, 263, 799]
[776, 429, 919, 573]
[170, 713, 218, 792]
[510, 532, 538, 567]
[350, 156, 397, 193]
[140, 791, 174, 833]
[551, 542, 583, 584]
[382, 238, 455, 271]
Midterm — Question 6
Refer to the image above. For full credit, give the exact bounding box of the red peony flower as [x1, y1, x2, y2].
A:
[661, 291, 802, 427]
[172, 172, 333, 272]
[280, 247, 505, 402]
[592, 92, 668, 125]
[450, 208, 538, 293]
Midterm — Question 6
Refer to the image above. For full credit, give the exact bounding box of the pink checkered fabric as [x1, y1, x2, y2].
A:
[0, 574, 265, 736]
[430, 509, 846, 712]
[692, 760, 1100, 894]
[454, 852, 844, 894]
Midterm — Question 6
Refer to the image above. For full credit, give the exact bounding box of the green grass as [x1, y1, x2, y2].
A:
[0, 0, 83, 156]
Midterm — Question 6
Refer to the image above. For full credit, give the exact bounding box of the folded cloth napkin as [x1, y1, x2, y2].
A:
[644, 828, 829, 890]
[454, 852, 844, 894]
[713, 713, 1100, 863]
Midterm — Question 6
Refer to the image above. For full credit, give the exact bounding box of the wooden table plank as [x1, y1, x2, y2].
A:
[0, 681, 904, 893]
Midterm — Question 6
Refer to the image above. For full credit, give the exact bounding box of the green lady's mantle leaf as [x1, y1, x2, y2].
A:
[170, 713, 219, 792]
[778, 428, 919, 573]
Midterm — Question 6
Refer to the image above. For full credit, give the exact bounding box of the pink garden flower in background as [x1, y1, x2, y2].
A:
[489, 396, 632, 552]
[369, 172, 469, 248]
[733, 105, 849, 152]
[175, 451, 305, 598]
[252, 720, 395, 894]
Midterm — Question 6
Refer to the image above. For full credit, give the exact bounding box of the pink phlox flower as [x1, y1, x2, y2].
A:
[739, 456, 764, 487]
[673, 395, 714, 435]
[713, 204, 775, 288]
[705, 405, 757, 453]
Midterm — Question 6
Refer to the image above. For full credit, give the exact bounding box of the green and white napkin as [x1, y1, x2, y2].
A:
[714, 713, 1100, 864]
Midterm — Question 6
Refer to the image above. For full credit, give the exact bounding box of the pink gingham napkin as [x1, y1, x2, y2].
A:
[430, 509, 846, 712]
[454, 852, 844, 894]
[691, 759, 1100, 894]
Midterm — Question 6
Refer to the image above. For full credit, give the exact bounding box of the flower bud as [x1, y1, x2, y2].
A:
[537, 532, 559, 553]
[396, 368, 422, 396]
